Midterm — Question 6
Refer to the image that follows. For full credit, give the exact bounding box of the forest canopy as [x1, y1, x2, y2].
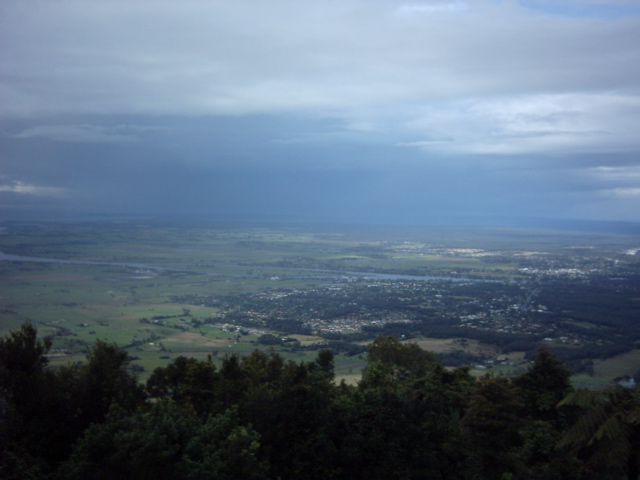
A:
[1, 323, 639, 480]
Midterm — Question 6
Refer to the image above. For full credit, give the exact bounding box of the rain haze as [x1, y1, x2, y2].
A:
[2, 0, 640, 226]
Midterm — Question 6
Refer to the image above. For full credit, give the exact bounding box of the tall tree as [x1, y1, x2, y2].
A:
[147, 356, 220, 415]
[0, 322, 50, 407]
[341, 336, 472, 479]
[240, 351, 341, 480]
[74, 340, 145, 426]
[459, 376, 525, 479]
[513, 346, 574, 424]
[361, 335, 440, 388]
[0, 323, 53, 479]
[512, 347, 583, 479]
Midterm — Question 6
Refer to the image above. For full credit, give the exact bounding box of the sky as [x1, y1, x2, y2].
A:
[2, 0, 640, 226]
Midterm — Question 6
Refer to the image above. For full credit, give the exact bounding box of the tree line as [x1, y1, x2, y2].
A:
[1, 323, 639, 480]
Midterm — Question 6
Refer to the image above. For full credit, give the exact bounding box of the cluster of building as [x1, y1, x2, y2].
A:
[304, 313, 413, 335]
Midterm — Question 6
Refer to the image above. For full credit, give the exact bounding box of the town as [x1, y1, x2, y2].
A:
[169, 239, 640, 375]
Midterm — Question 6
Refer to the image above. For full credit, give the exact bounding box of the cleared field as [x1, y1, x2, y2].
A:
[335, 373, 362, 385]
[381, 337, 502, 358]
[162, 331, 233, 347]
[593, 349, 640, 380]
[288, 334, 325, 346]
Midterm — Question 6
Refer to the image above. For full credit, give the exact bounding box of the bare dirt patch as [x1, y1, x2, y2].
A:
[162, 331, 232, 347]
[170, 351, 221, 361]
[288, 334, 324, 346]
[357, 337, 500, 358]
[335, 373, 361, 386]
[412, 338, 501, 357]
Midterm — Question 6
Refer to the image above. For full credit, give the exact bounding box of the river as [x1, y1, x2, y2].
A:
[0, 251, 493, 283]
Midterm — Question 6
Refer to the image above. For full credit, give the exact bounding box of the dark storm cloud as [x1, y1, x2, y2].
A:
[1, 1, 640, 223]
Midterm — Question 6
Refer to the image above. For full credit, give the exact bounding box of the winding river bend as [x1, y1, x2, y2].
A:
[0, 251, 491, 283]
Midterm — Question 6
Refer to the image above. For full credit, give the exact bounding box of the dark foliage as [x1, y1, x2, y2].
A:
[0, 324, 626, 480]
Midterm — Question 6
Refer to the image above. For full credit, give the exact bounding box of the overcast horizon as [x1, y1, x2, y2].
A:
[2, 1, 640, 226]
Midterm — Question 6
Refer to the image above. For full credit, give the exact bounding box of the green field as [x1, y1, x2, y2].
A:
[2, 220, 639, 384]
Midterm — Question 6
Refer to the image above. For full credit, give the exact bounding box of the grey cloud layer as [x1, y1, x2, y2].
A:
[1, 1, 640, 222]
[3, 1, 640, 157]
[3, 2, 638, 106]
